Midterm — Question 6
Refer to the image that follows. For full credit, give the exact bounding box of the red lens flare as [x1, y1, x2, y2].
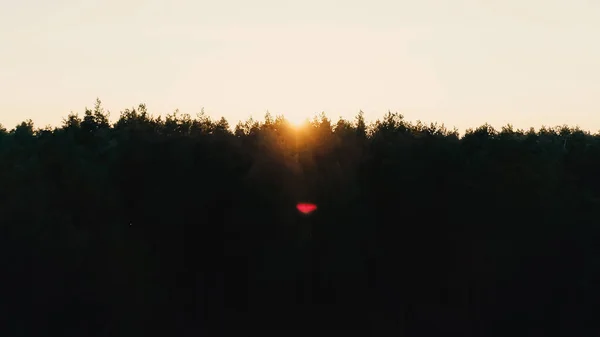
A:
[296, 203, 317, 214]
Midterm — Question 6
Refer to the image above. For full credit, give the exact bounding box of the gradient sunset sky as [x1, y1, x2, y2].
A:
[1, 0, 599, 132]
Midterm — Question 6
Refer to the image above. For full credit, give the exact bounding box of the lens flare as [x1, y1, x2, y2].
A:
[296, 203, 317, 214]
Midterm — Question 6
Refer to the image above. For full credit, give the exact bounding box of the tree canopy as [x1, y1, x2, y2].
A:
[1, 100, 599, 337]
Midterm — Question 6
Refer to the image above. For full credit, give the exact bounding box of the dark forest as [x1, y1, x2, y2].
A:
[1, 99, 599, 337]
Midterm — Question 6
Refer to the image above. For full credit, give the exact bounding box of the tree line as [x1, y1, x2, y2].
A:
[1, 99, 599, 337]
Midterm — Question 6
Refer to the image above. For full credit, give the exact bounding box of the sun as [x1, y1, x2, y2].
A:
[286, 114, 309, 128]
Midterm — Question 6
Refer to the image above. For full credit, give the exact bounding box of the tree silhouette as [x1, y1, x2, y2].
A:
[0, 100, 599, 336]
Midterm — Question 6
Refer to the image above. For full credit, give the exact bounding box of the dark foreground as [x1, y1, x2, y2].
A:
[1, 103, 599, 336]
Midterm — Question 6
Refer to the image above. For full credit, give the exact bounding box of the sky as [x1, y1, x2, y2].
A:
[1, 0, 599, 132]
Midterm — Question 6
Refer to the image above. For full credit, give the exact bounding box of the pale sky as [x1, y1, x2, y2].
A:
[1, 0, 599, 132]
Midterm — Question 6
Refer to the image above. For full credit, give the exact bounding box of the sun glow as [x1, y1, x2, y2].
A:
[285, 114, 309, 128]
